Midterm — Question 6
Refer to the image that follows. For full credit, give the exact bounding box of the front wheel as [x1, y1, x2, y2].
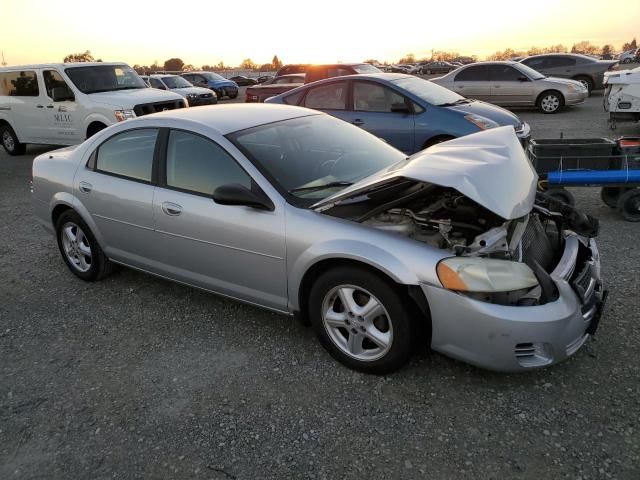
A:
[601, 187, 631, 208]
[56, 210, 113, 281]
[309, 266, 418, 374]
[617, 189, 640, 222]
[1, 124, 26, 155]
[537, 91, 564, 114]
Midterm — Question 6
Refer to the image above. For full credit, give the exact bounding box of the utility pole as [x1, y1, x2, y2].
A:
[1, 51, 6, 66]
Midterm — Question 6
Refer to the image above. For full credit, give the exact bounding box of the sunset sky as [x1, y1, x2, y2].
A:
[1, 0, 639, 67]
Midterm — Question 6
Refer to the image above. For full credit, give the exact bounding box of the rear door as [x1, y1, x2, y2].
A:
[0, 69, 48, 143]
[451, 65, 490, 100]
[75, 128, 160, 270]
[488, 64, 533, 105]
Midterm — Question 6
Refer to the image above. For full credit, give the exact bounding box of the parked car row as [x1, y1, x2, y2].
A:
[141, 74, 217, 106]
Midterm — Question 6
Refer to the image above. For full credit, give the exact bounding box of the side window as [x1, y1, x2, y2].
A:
[42, 70, 74, 100]
[303, 81, 348, 110]
[95, 129, 158, 182]
[489, 65, 523, 81]
[149, 78, 165, 89]
[454, 66, 489, 82]
[283, 89, 305, 105]
[353, 82, 407, 112]
[327, 68, 353, 78]
[522, 58, 546, 69]
[550, 56, 577, 67]
[166, 130, 252, 195]
[0, 71, 39, 96]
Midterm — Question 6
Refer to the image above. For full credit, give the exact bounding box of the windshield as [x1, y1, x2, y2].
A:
[228, 115, 406, 206]
[391, 76, 464, 106]
[202, 72, 226, 81]
[162, 76, 193, 89]
[514, 63, 545, 80]
[353, 64, 383, 74]
[65, 65, 146, 94]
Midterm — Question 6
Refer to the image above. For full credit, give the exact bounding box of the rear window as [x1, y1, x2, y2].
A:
[0, 71, 39, 96]
[353, 64, 382, 74]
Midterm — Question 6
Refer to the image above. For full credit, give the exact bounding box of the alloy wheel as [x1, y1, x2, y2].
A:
[321, 285, 393, 361]
[2, 131, 15, 151]
[61, 222, 92, 272]
[540, 95, 560, 113]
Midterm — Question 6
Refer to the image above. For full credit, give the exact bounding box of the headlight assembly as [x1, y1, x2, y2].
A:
[464, 114, 499, 130]
[437, 257, 539, 293]
[114, 109, 136, 122]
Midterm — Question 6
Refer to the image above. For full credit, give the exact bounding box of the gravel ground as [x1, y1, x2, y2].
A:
[1, 92, 639, 479]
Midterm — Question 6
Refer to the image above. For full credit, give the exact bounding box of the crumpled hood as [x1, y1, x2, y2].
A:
[88, 88, 184, 108]
[313, 127, 538, 220]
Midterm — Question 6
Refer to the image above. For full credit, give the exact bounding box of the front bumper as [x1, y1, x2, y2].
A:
[565, 91, 589, 106]
[422, 236, 605, 371]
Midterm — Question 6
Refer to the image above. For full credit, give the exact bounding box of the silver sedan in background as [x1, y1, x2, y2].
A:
[431, 61, 588, 113]
[32, 105, 605, 373]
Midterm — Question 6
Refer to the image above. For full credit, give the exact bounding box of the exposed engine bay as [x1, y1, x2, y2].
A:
[355, 185, 600, 306]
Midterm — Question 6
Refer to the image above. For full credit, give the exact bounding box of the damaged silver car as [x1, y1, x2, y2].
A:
[32, 105, 606, 374]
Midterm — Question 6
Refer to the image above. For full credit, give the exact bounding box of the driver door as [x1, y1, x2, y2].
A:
[152, 129, 288, 311]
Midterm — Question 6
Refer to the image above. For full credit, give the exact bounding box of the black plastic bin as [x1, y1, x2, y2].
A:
[528, 138, 616, 174]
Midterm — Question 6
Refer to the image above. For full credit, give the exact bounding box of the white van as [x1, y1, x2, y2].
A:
[0, 62, 187, 155]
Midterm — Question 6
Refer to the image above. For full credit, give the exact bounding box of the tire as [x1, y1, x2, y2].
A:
[537, 91, 564, 114]
[623, 58, 632, 64]
[617, 189, 640, 222]
[1, 124, 26, 156]
[601, 187, 631, 208]
[308, 266, 418, 374]
[230, 93, 238, 99]
[573, 76, 594, 93]
[55, 210, 113, 281]
[546, 187, 575, 206]
[86, 123, 106, 139]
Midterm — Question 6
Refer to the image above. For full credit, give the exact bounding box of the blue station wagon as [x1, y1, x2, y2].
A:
[266, 73, 530, 154]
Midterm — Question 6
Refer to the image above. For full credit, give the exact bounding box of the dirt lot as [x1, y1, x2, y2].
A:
[1, 92, 639, 479]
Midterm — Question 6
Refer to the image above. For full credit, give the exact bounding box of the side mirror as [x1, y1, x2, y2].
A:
[213, 183, 274, 211]
[517, 76, 530, 82]
[51, 86, 74, 102]
[390, 102, 411, 114]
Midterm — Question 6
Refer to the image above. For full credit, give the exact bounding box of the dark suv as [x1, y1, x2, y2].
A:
[520, 53, 618, 92]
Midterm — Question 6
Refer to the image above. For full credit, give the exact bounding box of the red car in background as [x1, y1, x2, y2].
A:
[245, 74, 305, 102]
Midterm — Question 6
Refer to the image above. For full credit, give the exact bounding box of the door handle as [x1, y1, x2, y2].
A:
[46, 105, 54, 109]
[36, 104, 44, 108]
[162, 202, 183, 216]
[79, 181, 92, 193]
[352, 119, 365, 126]
[494, 85, 501, 88]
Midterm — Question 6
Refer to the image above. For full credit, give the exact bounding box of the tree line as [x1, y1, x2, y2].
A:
[62, 51, 284, 74]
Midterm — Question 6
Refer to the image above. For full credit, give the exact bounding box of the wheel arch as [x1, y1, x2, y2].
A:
[294, 256, 432, 328]
[422, 134, 456, 150]
[536, 89, 565, 105]
[49, 194, 107, 248]
[0, 118, 23, 142]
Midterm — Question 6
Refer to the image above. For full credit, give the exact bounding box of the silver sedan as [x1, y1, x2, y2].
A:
[431, 61, 588, 113]
[32, 104, 606, 373]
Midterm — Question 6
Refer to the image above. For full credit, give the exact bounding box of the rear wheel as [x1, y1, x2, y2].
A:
[546, 187, 575, 206]
[573, 76, 594, 93]
[309, 266, 417, 374]
[617, 189, 640, 222]
[55, 210, 113, 281]
[1, 124, 26, 155]
[537, 91, 564, 114]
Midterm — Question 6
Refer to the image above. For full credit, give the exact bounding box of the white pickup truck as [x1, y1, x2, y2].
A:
[0, 62, 187, 155]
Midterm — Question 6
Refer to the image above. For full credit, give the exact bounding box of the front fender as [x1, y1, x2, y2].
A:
[83, 113, 115, 136]
[288, 239, 423, 312]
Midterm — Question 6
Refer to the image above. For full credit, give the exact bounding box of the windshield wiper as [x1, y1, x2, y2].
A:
[438, 98, 472, 106]
[289, 181, 353, 194]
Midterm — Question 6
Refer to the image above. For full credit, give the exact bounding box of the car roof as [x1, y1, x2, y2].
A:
[150, 74, 178, 78]
[127, 104, 321, 135]
[0, 62, 128, 71]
